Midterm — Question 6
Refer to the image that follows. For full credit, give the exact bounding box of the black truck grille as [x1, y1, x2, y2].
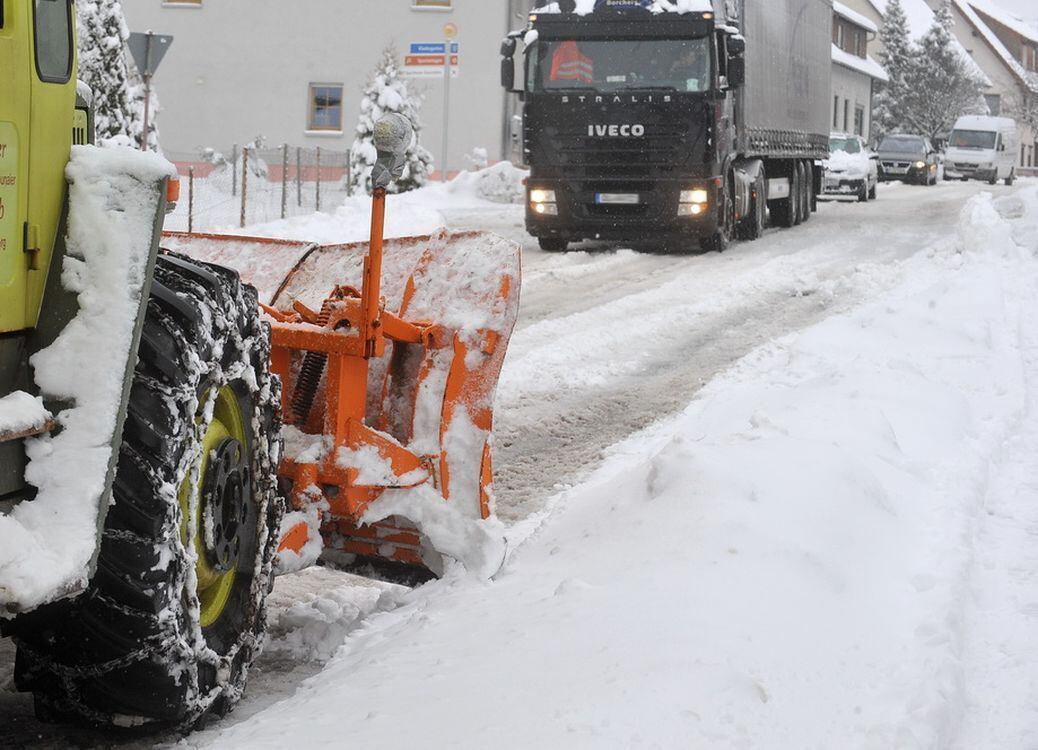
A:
[548, 123, 691, 182]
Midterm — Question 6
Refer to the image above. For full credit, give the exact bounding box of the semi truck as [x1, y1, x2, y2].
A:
[501, 0, 833, 253]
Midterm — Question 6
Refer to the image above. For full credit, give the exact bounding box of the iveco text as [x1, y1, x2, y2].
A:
[589, 124, 645, 137]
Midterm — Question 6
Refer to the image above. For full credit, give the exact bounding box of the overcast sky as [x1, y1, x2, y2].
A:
[992, 0, 1038, 22]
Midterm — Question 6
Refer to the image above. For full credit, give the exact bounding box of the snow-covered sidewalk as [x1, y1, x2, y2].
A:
[183, 187, 1038, 749]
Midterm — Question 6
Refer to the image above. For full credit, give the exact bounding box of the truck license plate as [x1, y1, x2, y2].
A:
[595, 193, 640, 205]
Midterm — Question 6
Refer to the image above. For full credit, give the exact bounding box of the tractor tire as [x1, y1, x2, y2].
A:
[13, 253, 283, 730]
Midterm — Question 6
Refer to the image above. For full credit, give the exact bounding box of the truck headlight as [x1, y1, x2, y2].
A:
[679, 189, 709, 204]
[529, 189, 556, 203]
[532, 202, 558, 216]
[913, 161, 926, 169]
[678, 203, 705, 216]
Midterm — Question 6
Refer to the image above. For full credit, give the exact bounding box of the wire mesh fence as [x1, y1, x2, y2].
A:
[163, 144, 353, 233]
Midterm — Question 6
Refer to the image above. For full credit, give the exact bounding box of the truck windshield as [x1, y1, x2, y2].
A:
[878, 136, 926, 155]
[527, 38, 712, 94]
[948, 129, 996, 149]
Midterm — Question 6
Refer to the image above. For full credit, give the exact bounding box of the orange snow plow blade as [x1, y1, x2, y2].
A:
[162, 224, 521, 573]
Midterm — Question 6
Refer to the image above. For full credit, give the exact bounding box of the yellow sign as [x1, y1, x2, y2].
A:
[0, 122, 18, 286]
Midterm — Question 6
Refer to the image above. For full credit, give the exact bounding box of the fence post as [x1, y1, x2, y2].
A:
[231, 144, 239, 197]
[240, 146, 249, 229]
[188, 166, 194, 235]
[296, 147, 302, 207]
[281, 143, 289, 220]
[316, 146, 322, 212]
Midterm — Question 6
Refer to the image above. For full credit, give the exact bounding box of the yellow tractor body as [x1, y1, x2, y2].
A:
[0, 0, 78, 333]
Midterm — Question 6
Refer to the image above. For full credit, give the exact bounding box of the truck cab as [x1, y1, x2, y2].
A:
[502, 1, 746, 252]
[502, 0, 830, 253]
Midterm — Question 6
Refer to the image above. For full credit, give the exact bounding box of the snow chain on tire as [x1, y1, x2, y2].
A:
[12, 253, 283, 729]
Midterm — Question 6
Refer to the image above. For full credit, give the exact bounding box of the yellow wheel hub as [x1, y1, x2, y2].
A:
[179, 385, 249, 629]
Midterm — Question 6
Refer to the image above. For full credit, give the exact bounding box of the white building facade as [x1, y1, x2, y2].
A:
[831, 2, 889, 140]
[124, 1, 533, 174]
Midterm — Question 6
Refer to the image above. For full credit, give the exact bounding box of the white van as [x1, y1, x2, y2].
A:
[944, 115, 1019, 186]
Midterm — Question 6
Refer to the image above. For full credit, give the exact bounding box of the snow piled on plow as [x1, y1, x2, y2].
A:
[0, 393, 50, 437]
[197, 188, 1038, 748]
[0, 146, 174, 615]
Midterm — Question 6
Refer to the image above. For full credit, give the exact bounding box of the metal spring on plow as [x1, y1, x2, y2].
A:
[290, 300, 334, 425]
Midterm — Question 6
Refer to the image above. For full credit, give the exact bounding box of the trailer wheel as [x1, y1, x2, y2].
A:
[14, 254, 283, 730]
[802, 162, 814, 221]
[769, 166, 797, 229]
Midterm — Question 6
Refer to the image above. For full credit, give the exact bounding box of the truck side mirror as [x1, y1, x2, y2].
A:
[728, 57, 745, 88]
[501, 57, 516, 91]
[727, 36, 746, 56]
[501, 35, 521, 93]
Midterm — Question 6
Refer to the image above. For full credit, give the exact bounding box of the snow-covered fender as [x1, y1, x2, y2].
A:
[0, 146, 175, 617]
[732, 158, 764, 223]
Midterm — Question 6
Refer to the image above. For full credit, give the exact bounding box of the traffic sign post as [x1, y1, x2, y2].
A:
[127, 32, 174, 151]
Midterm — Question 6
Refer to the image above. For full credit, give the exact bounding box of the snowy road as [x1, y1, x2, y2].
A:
[0, 178, 1033, 748]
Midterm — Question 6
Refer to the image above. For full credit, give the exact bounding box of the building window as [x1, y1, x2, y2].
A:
[308, 84, 343, 132]
[413, 0, 451, 8]
[854, 105, 865, 136]
[833, 95, 839, 128]
[1024, 44, 1037, 72]
[985, 93, 1001, 116]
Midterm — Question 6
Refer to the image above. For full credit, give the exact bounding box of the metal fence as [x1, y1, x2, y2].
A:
[163, 144, 353, 233]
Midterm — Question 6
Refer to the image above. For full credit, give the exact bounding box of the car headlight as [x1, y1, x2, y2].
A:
[913, 161, 926, 169]
[529, 189, 556, 204]
[679, 189, 709, 204]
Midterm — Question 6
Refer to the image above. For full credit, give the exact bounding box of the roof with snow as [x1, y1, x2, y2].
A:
[956, 0, 1038, 93]
[833, 1, 879, 34]
[533, 0, 714, 14]
[864, 0, 992, 85]
[965, 0, 1038, 44]
[832, 44, 890, 81]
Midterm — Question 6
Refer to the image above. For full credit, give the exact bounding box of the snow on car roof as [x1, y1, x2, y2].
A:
[833, 1, 879, 34]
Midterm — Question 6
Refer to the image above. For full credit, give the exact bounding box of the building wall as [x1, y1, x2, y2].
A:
[123, 1, 512, 173]
[831, 64, 875, 138]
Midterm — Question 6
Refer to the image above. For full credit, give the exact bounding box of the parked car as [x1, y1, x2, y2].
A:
[876, 134, 940, 185]
[944, 115, 1018, 186]
[823, 133, 878, 202]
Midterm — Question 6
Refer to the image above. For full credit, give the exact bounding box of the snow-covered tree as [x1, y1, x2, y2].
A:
[349, 45, 434, 195]
[874, 0, 913, 136]
[76, 0, 159, 149]
[75, 0, 134, 141]
[1006, 89, 1038, 136]
[901, 3, 986, 140]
